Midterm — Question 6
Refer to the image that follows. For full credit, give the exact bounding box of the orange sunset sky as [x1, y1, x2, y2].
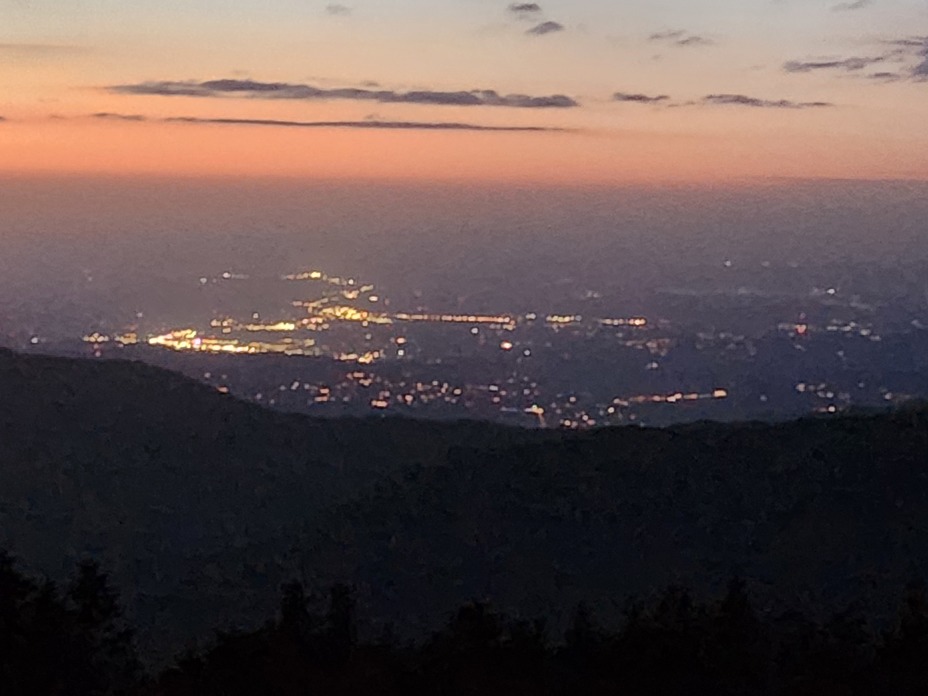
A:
[1, 0, 927, 183]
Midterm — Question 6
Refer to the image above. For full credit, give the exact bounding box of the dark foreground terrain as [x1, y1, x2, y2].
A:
[4, 555, 928, 695]
[1, 348, 927, 692]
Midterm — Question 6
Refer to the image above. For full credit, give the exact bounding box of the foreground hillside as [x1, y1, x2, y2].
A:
[1, 348, 927, 665]
[0, 348, 537, 662]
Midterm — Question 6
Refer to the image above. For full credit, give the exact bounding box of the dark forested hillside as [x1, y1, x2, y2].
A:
[1, 348, 927, 667]
[0, 348, 538, 663]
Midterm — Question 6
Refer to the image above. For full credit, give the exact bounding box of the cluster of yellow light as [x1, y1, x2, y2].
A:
[84, 331, 139, 346]
[600, 317, 648, 327]
[150, 331, 251, 354]
[525, 404, 547, 425]
[336, 351, 381, 364]
[242, 321, 297, 332]
[340, 284, 377, 301]
[283, 271, 325, 281]
[393, 312, 514, 327]
[115, 332, 139, 345]
[82, 332, 111, 344]
[546, 315, 582, 325]
[318, 305, 393, 324]
[614, 388, 729, 406]
[149, 329, 206, 350]
[208, 317, 298, 333]
[293, 299, 331, 311]
[148, 329, 315, 355]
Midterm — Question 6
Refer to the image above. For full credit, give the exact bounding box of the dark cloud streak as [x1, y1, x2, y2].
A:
[784, 38, 928, 81]
[613, 92, 670, 104]
[92, 112, 147, 121]
[526, 21, 564, 36]
[909, 38, 928, 78]
[866, 36, 928, 80]
[508, 3, 542, 16]
[677, 35, 712, 47]
[0, 43, 89, 55]
[108, 79, 579, 108]
[649, 30, 713, 47]
[784, 56, 885, 73]
[166, 117, 563, 131]
[703, 94, 832, 109]
[832, 0, 872, 11]
[86, 113, 566, 132]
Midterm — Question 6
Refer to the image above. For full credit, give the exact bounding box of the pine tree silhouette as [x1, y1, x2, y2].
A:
[67, 559, 142, 695]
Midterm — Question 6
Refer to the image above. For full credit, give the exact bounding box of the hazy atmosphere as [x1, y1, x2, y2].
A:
[3, 3, 928, 695]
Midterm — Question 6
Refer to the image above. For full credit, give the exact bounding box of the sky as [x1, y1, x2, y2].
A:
[1, 0, 927, 183]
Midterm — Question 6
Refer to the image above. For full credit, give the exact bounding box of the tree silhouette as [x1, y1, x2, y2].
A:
[326, 583, 357, 662]
[0, 553, 73, 696]
[67, 559, 142, 695]
[0, 552, 142, 696]
[278, 580, 317, 645]
[877, 579, 928, 694]
[703, 578, 769, 695]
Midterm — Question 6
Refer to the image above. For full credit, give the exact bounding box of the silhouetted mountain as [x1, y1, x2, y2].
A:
[0, 348, 536, 663]
[1, 348, 927, 667]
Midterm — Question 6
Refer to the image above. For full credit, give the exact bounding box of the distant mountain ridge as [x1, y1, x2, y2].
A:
[1, 348, 927, 666]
